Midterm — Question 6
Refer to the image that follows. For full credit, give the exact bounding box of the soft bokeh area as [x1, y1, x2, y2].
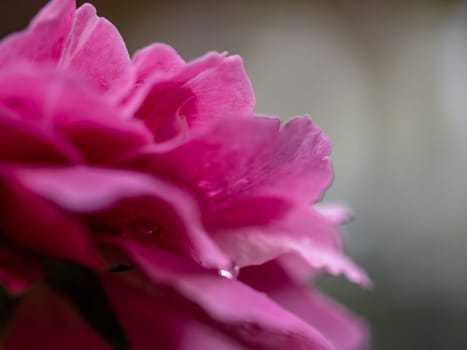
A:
[2, 0, 466, 348]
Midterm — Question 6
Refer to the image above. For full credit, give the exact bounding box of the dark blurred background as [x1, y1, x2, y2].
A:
[2, 0, 467, 349]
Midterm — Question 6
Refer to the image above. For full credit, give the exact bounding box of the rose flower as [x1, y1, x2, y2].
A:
[0, 1, 370, 349]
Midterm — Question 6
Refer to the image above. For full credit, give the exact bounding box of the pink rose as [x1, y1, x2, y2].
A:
[0, 1, 370, 349]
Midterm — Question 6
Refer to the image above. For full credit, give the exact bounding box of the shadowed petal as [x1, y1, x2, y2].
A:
[241, 261, 370, 350]
[0, 116, 83, 165]
[0, 173, 103, 270]
[124, 116, 332, 209]
[0, 241, 42, 294]
[14, 166, 230, 270]
[0, 65, 152, 164]
[128, 47, 254, 141]
[3, 285, 110, 350]
[208, 199, 370, 287]
[102, 275, 249, 350]
[111, 241, 335, 350]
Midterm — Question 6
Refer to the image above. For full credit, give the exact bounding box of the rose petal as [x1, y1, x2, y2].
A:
[111, 241, 335, 350]
[178, 54, 255, 127]
[102, 275, 249, 350]
[241, 261, 370, 350]
[209, 199, 370, 287]
[0, 173, 102, 270]
[0, 116, 83, 165]
[0, 65, 152, 164]
[125, 116, 332, 209]
[58, 3, 133, 99]
[0, 0, 133, 100]
[0, 241, 42, 294]
[129, 48, 254, 141]
[14, 166, 230, 270]
[278, 253, 320, 284]
[132, 43, 185, 85]
[315, 202, 354, 226]
[177, 321, 248, 350]
[3, 285, 110, 350]
[296, 292, 370, 350]
[0, 0, 74, 66]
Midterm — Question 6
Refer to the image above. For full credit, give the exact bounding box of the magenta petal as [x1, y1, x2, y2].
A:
[263, 116, 333, 203]
[113, 241, 335, 350]
[0, 0, 133, 100]
[241, 262, 370, 350]
[176, 322, 248, 350]
[209, 200, 370, 287]
[58, 117, 152, 165]
[293, 292, 370, 350]
[102, 276, 248, 350]
[58, 3, 133, 99]
[0, 64, 59, 124]
[0, 0, 74, 66]
[49, 80, 152, 164]
[0, 241, 42, 294]
[132, 43, 185, 84]
[315, 203, 354, 226]
[0, 65, 152, 164]
[3, 285, 110, 350]
[0, 117, 83, 165]
[131, 116, 333, 208]
[130, 49, 254, 141]
[123, 43, 187, 119]
[278, 253, 321, 284]
[0, 174, 102, 270]
[176, 54, 255, 127]
[14, 166, 230, 269]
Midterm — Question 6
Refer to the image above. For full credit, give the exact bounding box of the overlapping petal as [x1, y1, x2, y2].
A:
[0, 172, 102, 270]
[122, 115, 332, 209]
[107, 241, 335, 350]
[208, 198, 370, 287]
[0, 65, 152, 164]
[127, 45, 255, 141]
[315, 203, 354, 226]
[3, 285, 110, 350]
[241, 261, 370, 350]
[0, 1, 369, 348]
[0, 117, 83, 165]
[0, 0, 74, 67]
[13, 166, 230, 270]
[0, 241, 42, 294]
[0, 0, 133, 99]
[57, 3, 133, 99]
[102, 275, 249, 350]
[117, 115, 366, 285]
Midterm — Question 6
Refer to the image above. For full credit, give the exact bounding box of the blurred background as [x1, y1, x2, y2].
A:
[1, 0, 467, 348]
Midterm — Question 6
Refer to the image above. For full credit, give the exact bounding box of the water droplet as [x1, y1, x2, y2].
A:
[130, 220, 160, 238]
[218, 269, 234, 279]
[218, 262, 240, 280]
